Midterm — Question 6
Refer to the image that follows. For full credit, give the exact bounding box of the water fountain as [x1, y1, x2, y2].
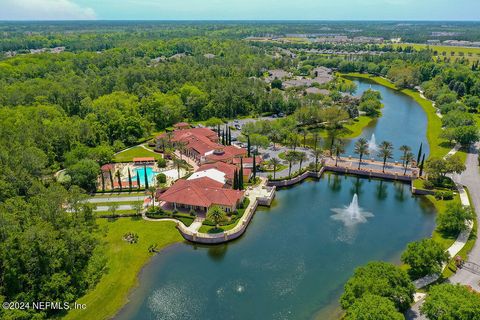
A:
[368, 133, 377, 152]
[331, 194, 374, 227]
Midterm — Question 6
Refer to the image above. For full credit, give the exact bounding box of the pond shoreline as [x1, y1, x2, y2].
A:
[67, 74, 442, 320]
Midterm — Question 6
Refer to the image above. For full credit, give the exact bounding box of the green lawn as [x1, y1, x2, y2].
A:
[442, 187, 478, 278]
[426, 193, 462, 250]
[339, 73, 464, 160]
[113, 145, 162, 163]
[63, 218, 182, 320]
[391, 43, 480, 64]
[198, 223, 237, 233]
[341, 116, 375, 138]
[96, 210, 138, 217]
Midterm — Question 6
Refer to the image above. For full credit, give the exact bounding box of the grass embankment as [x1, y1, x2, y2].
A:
[114, 145, 162, 163]
[341, 116, 375, 138]
[428, 193, 463, 250]
[93, 201, 143, 207]
[442, 187, 478, 278]
[340, 73, 467, 161]
[64, 218, 182, 320]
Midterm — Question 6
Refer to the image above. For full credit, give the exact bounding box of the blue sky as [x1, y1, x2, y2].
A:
[1, 0, 479, 20]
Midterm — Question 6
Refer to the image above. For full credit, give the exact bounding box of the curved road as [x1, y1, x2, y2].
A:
[449, 143, 480, 291]
[407, 144, 480, 320]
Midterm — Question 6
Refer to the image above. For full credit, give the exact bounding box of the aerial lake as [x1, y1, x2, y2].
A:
[343, 77, 430, 160]
[115, 78, 436, 320]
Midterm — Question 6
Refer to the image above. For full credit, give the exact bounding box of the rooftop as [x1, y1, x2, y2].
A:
[159, 177, 244, 208]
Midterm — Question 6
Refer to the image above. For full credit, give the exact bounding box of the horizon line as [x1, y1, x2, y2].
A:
[1, 19, 480, 22]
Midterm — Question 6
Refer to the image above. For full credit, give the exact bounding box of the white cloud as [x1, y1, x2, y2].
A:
[0, 0, 96, 20]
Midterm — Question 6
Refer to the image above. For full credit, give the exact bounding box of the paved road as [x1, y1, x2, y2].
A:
[449, 143, 480, 291]
[95, 204, 139, 212]
[405, 299, 427, 320]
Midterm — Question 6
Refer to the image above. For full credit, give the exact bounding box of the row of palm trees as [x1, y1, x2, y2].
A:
[265, 139, 415, 179]
[354, 138, 414, 174]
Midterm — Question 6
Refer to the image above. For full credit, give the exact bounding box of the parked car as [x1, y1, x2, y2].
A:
[235, 124, 241, 130]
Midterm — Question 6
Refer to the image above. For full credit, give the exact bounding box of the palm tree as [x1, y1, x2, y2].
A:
[299, 128, 308, 148]
[377, 141, 394, 173]
[297, 151, 308, 172]
[312, 149, 323, 172]
[207, 206, 226, 229]
[354, 138, 370, 169]
[269, 157, 281, 179]
[177, 141, 187, 160]
[166, 132, 174, 149]
[128, 168, 133, 191]
[332, 140, 345, 167]
[403, 152, 414, 175]
[312, 132, 320, 151]
[109, 203, 119, 217]
[147, 186, 156, 209]
[132, 201, 143, 216]
[173, 158, 186, 179]
[287, 133, 300, 151]
[399, 145, 411, 167]
[269, 131, 282, 150]
[285, 151, 299, 178]
[116, 170, 122, 192]
[156, 137, 168, 153]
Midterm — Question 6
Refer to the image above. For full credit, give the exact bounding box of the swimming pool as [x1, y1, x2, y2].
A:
[134, 167, 158, 187]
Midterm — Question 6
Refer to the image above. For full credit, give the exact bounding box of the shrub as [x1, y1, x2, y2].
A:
[157, 158, 167, 168]
[423, 180, 435, 190]
[434, 190, 454, 200]
[156, 173, 167, 184]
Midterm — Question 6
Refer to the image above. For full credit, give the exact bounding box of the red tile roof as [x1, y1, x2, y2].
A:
[159, 177, 244, 208]
[101, 164, 115, 171]
[158, 128, 218, 142]
[232, 156, 263, 165]
[158, 128, 220, 156]
[197, 161, 238, 181]
[174, 122, 190, 129]
[205, 145, 248, 162]
[133, 157, 156, 162]
[113, 181, 139, 188]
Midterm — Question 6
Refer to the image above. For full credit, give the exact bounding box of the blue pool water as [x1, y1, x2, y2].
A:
[134, 167, 158, 187]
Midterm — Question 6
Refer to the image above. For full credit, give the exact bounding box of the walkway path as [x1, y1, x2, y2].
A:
[413, 164, 473, 289]
[187, 216, 205, 232]
[407, 143, 479, 319]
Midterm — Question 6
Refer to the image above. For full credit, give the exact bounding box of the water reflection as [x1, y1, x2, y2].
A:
[376, 180, 388, 200]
